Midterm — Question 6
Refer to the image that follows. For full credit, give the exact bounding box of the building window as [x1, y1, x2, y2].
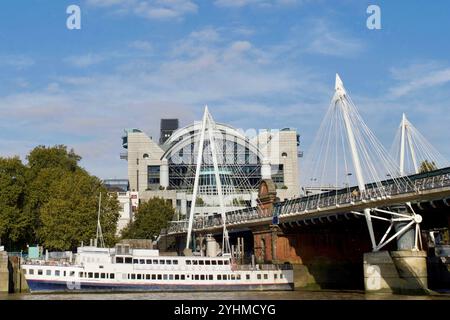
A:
[281, 152, 288, 158]
[143, 153, 149, 159]
[271, 164, 285, 187]
[148, 166, 160, 186]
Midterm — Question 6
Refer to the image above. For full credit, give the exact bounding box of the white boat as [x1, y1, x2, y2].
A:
[22, 243, 294, 293]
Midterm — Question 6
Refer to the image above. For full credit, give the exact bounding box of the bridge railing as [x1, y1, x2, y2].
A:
[167, 168, 450, 234]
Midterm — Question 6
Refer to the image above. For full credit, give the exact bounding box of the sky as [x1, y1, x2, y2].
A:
[0, 0, 449, 180]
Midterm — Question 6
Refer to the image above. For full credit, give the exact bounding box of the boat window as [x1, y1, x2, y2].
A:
[29, 269, 34, 275]
[137, 274, 142, 280]
[79, 272, 83, 278]
[169, 274, 173, 280]
[274, 274, 278, 280]
[55, 270, 60, 276]
[166, 260, 172, 265]
[194, 275, 199, 280]
[152, 274, 156, 280]
[246, 274, 250, 280]
[94, 273, 99, 279]
[133, 259, 138, 264]
[46, 270, 51, 276]
[122, 274, 127, 280]
[280, 273, 283, 279]
[212, 261, 217, 265]
[200, 275, 205, 280]
[70, 271, 75, 277]
[208, 275, 213, 280]
[146, 274, 150, 280]
[64, 271, 66, 276]
[125, 257, 132, 264]
[101, 273, 106, 279]
[231, 274, 235, 280]
[181, 275, 185, 280]
[223, 274, 228, 280]
[173, 260, 178, 265]
[88, 272, 93, 278]
[257, 274, 261, 280]
[175, 274, 179, 280]
[217, 275, 221, 280]
[159, 260, 165, 265]
[139, 259, 145, 264]
[218, 261, 223, 265]
[38, 270, 43, 275]
[163, 274, 168, 280]
[186, 260, 191, 265]
[153, 259, 158, 264]
[131, 274, 136, 280]
[23, 269, 27, 275]
[146, 259, 152, 264]
[237, 274, 241, 280]
[224, 260, 229, 265]
[116, 257, 124, 263]
[205, 260, 211, 265]
[264, 274, 268, 280]
[110, 274, 115, 279]
[193, 260, 198, 265]
[157, 274, 162, 280]
[199, 260, 204, 265]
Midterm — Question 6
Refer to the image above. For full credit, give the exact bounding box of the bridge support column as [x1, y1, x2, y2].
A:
[391, 204, 416, 250]
[363, 250, 428, 294]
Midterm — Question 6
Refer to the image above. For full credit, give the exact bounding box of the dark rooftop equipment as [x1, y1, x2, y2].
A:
[159, 119, 179, 145]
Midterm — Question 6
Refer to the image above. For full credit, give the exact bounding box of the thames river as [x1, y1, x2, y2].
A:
[1, 290, 450, 300]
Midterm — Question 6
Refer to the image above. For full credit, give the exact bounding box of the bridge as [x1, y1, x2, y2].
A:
[162, 74, 450, 293]
[168, 166, 450, 236]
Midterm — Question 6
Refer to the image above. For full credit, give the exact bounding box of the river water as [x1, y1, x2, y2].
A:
[2, 290, 450, 300]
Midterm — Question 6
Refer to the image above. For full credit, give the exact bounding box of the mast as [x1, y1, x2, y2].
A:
[96, 192, 105, 248]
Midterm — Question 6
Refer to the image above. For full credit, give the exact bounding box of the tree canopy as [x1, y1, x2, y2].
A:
[419, 160, 438, 173]
[0, 145, 119, 251]
[121, 197, 174, 240]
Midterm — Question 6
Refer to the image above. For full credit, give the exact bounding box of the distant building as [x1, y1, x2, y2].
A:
[159, 119, 179, 145]
[104, 179, 138, 236]
[119, 114, 301, 219]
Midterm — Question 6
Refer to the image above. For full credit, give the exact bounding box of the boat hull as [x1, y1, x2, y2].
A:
[26, 279, 294, 293]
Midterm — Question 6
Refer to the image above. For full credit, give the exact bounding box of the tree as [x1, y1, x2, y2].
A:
[0, 145, 120, 251]
[419, 160, 437, 173]
[0, 157, 27, 249]
[121, 198, 174, 240]
[39, 172, 120, 251]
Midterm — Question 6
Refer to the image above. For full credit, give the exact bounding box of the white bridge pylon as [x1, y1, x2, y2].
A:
[303, 74, 422, 252]
[392, 113, 449, 176]
[185, 106, 231, 255]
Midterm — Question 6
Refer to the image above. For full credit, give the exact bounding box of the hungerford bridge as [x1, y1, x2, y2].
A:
[162, 75, 450, 293]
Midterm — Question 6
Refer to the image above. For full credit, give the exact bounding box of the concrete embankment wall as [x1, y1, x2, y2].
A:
[0, 251, 9, 292]
[0, 253, 29, 293]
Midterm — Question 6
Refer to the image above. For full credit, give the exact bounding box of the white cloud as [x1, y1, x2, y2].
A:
[389, 62, 450, 97]
[214, 0, 299, 8]
[64, 53, 106, 68]
[86, 0, 198, 20]
[0, 55, 34, 69]
[305, 20, 364, 57]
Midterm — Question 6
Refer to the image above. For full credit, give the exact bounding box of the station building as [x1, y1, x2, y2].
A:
[116, 115, 301, 227]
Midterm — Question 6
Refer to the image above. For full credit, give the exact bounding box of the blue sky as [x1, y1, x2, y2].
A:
[0, 0, 449, 179]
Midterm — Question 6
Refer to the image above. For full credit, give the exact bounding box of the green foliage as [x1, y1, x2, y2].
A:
[121, 198, 174, 240]
[0, 157, 27, 247]
[0, 145, 120, 251]
[419, 160, 437, 173]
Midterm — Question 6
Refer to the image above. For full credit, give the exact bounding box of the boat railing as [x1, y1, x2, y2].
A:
[235, 263, 293, 271]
